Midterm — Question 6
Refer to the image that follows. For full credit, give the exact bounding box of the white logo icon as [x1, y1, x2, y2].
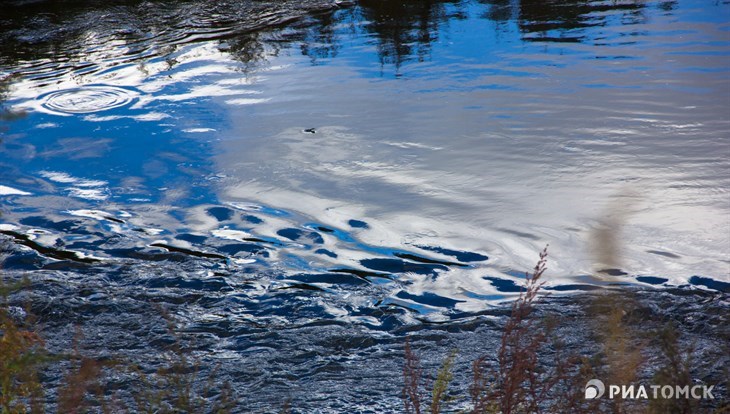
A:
[585, 379, 605, 399]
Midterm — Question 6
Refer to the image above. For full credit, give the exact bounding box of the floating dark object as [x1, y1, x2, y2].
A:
[303, 128, 316, 134]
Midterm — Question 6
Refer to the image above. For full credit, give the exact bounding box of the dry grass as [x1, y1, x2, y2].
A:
[403, 246, 564, 414]
[0, 307, 45, 414]
[402, 339, 424, 414]
[402, 246, 726, 414]
[469, 246, 552, 414]
[57, 341, 119, 414]
[1, 240, 726, 413]
[0, 276, 45, 414]
[0, 273, 235, 413]
[402, 340, 457, 414]
[127, 309, 235, 414]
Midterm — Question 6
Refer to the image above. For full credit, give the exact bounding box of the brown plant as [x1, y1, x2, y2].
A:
[403, 338, 424, 414]
[0, 272, 46, 414]
[57, 328, 123, 414]
[471, 246, 552, 414]
[128, 308, 235, 414]
[0, 308, 45, 414]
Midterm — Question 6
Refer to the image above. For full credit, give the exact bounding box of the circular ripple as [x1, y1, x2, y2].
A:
[40, 85, 139, 115]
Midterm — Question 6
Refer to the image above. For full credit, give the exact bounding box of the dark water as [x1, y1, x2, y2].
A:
[1, 0, 729, 411]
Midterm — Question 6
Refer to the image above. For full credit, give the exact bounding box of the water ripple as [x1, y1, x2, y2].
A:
[38, 85, 140, 116]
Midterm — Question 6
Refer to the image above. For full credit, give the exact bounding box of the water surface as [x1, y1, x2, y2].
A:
[1, 0, 729, 410]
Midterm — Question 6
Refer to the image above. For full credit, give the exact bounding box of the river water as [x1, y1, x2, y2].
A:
[1, 0, 729, 411]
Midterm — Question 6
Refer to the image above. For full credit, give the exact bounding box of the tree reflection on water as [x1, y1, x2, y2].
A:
[0, 0, 677, 79]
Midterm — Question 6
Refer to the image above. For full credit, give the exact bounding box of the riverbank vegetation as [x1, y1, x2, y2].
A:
[0, 292, 235, 414]
[0, 243, 235, 413]
[1, 243, 726, 413]
[401, 247, 726, 413]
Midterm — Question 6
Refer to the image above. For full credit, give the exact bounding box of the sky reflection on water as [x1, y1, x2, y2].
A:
[1, 0, 729, 317]
[216, 0, 730, 289]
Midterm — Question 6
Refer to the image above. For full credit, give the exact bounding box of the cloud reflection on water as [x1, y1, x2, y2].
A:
[1, 0, 728, 313]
